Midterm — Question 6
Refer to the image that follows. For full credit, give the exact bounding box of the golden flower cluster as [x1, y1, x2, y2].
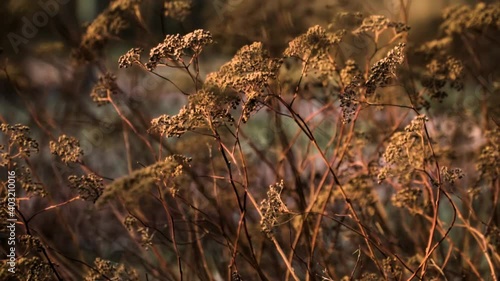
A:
[73, 0, 143, 62]
[49, 135, 83, 164]
[68, 174, 104, 203]
[365, 43, 406, 96]
[0, 123, 39, 160]
[259, 180, 289, 238]
[84, 258, 139, 281]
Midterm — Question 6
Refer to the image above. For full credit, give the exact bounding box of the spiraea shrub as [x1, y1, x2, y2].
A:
[1, 0, 499, 280]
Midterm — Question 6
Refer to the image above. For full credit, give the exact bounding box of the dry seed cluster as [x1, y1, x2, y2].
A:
[84, 258, 139, 281]
[90, 72, 118, 106]
[259, 180, 289, 238]
[365, 43, 406, 96]
[49, 135, 83, 164]
[68, 173, 104, 203]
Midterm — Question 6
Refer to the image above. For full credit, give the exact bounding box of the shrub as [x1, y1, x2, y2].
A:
[1, 1, 499, 280]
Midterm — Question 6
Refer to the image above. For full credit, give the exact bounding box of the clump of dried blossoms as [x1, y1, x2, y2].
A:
[415, 37, 453, 60]
[144, 29, 213, 71]
[391, 187, 424, 214]
[475, 128, 499, 184]
[164, 0, 192, 21]
[149, 89, 239, 137]
[206, 42, 281, 122]
[68, 174, 104, 203]
[49, 135, 83, 164]
[421, 56, 464, 102]
[0, 123, 39, 162]
[336, 175, 377, 216]
[0, 256, 52, 280]
[382, 257, 403, 280]
[340, 59, 362, 86]
[378, 115, 430, 185]
[90, 72, 119, 106]
[339, 82, 359, 124]
[413, 3, 498, 108]
[84, 258, 139, 281]
[284, 25, 343, 62]
[354, 15, 410, 35]
[18, 166, 45, 197]
[118, 47, 143, 69]
[339, 60, 363, 124]
[98, 155, 190, 205]
[74, 0, 143, 62]
[441, 2, 500, 35]
[440, 166, 465, 184]
[124, 215, 154, 250]
[20, 234, 43, 251]
[284, 25, 344, 84]
[358, 273, 384, 281]
[365, 43, 406, 96]
[337, 42, 406, 122]
[259, 180, 289, 238]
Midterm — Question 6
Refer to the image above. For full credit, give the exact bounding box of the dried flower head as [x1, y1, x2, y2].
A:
[476, 128, 499, 184]
[149, 89, 239, 137]
[365, 43, 406, 96]
[378, 115, 430, 184]
[0, 123, 39, 159]
[73, 0, 143, 62]
[68, 174, 104, 203]
[359, 273, 384, 281]
[84, 258, 139, 281]
[392, 187, 424, 214]
[124, 215, 154, 250]
[260, 180, 288, 238]
[146, 29, 213, 71]
[415, 37, 453, 60]
[18, 166, 46, 197]
[336, 175, 377, 216]
[164, 0, 192, 21]
[206, 42, 281, 122]
[340, 59, 362, 86]
[50, 135, 83, 164]
[1, 256, 52, 281]
[354, 15, 410, 35]
[124, 214, 138, 231]
[208, 42, 281, 92]
[284, 25, 343, 60]
[441, 3, 500, 36]
[90, 72, 119, 106]
[421, 56, 464, 102]
[339, 60, 363, 124]
[284, 25, 344, 82]
[440, 166, 465, 184]
[382, 257, 403, 279]
[339, 84, 359, 124]
[19, 235, 43, 252]
[118, 48, 143, 68]
[98, 155, 191, 205]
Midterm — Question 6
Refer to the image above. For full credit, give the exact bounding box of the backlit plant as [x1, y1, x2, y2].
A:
[1, 1, 499, 280]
